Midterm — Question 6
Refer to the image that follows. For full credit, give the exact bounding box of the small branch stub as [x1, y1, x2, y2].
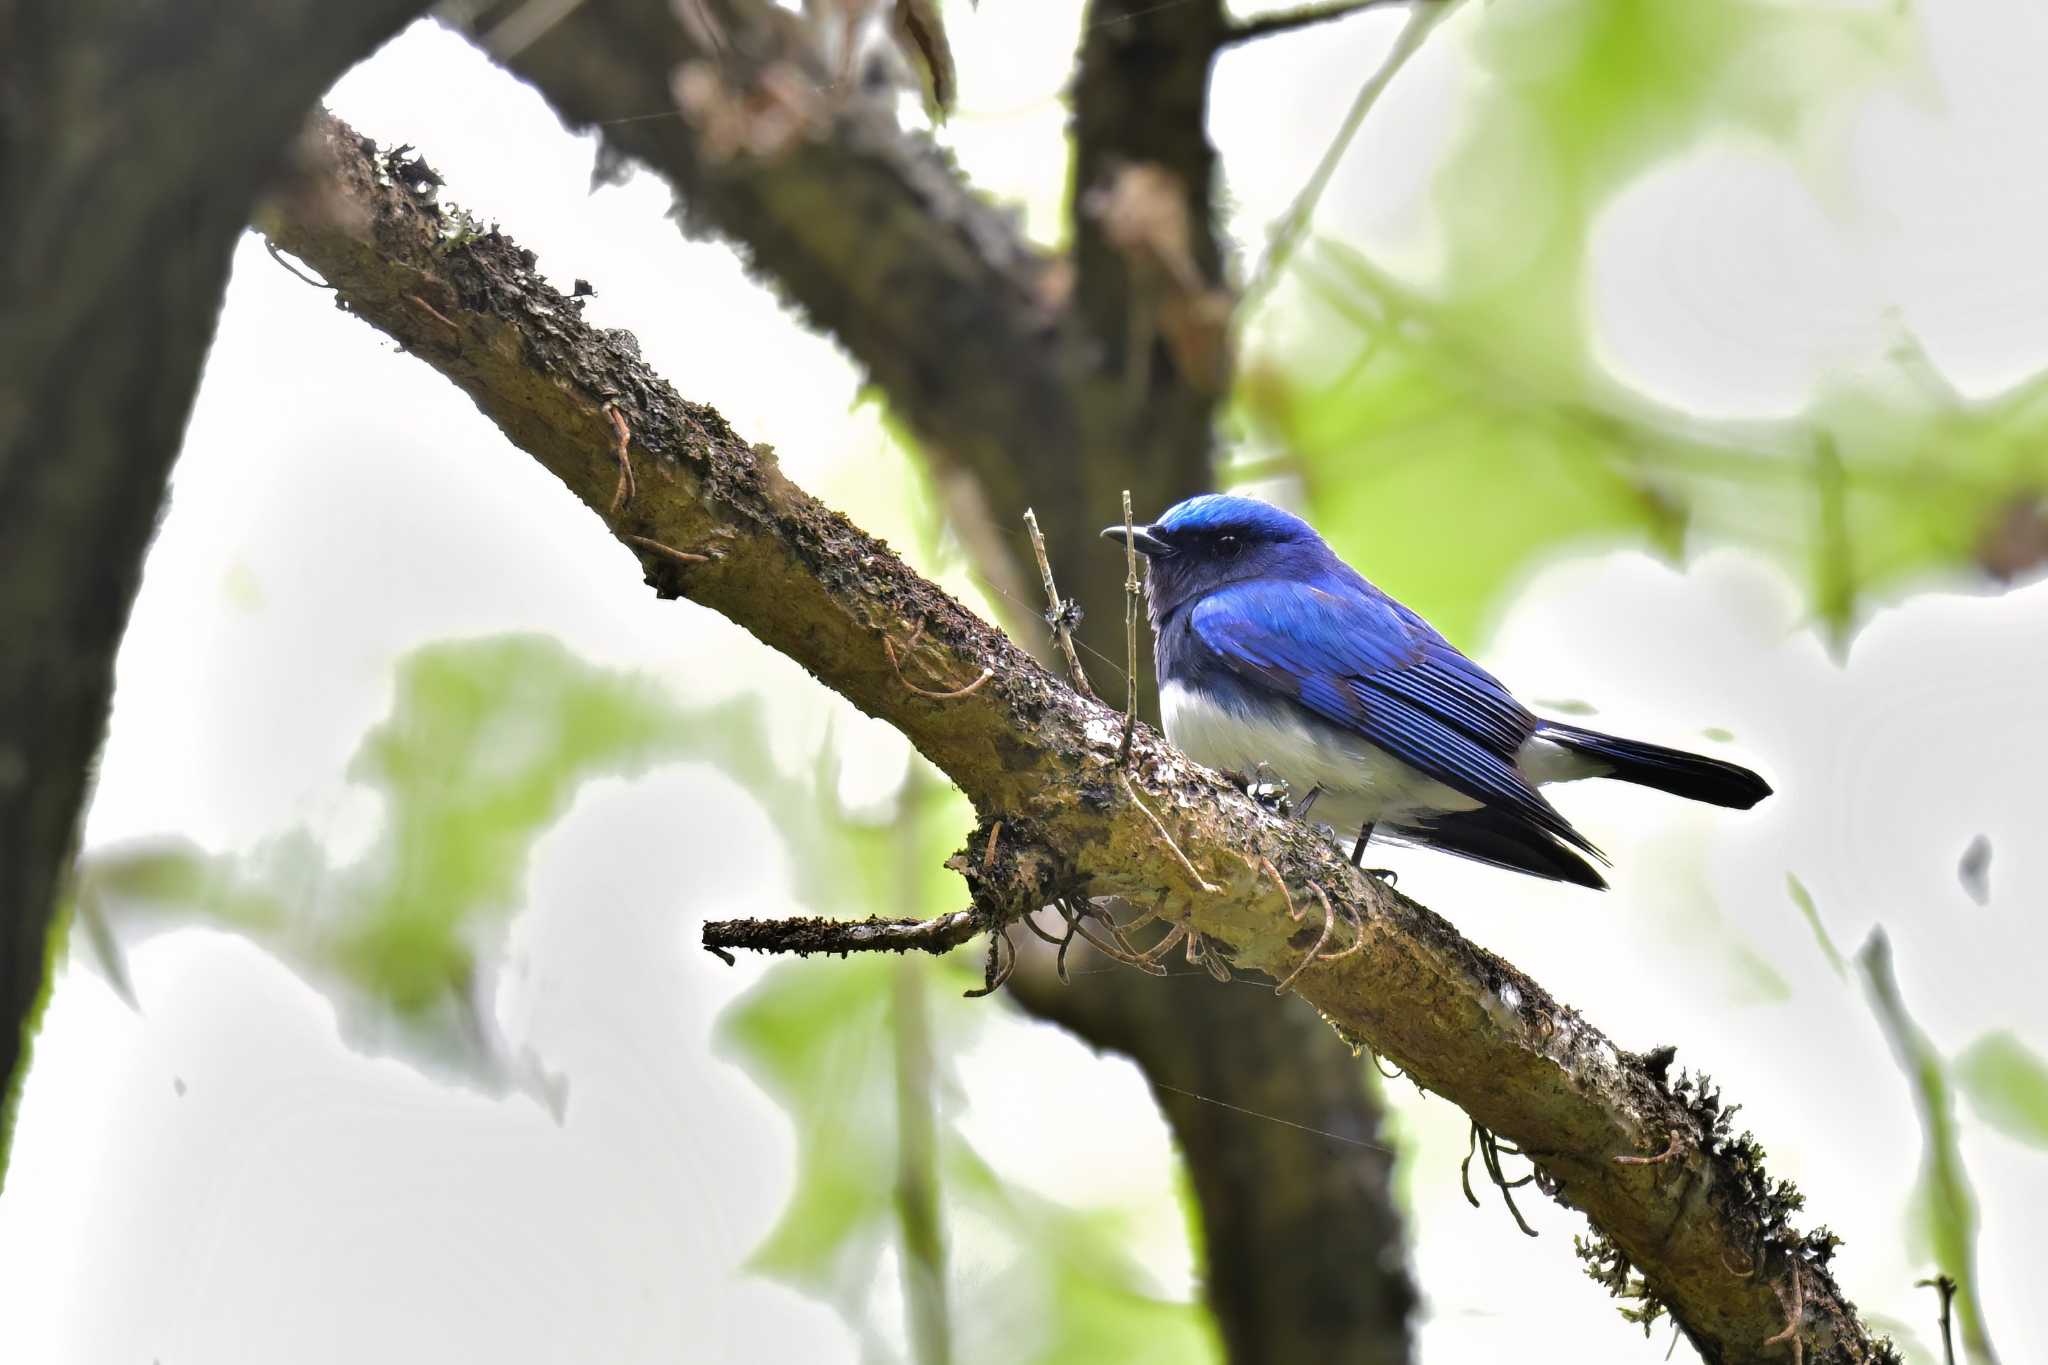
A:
[1917, 1275, 1958, 1365]
[703, 910, 979, 963]
[604, 403, 637, 517]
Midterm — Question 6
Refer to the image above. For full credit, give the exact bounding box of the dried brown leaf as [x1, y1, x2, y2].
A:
[893, 0, 956, 119]
[1083, 162, 1235, 391]
[672, 58, 823, 163]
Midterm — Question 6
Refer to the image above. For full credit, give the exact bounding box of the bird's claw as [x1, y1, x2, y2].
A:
[1239, 763, 1294, 815]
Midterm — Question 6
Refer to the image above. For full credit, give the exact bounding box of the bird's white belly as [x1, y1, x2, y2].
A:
[1159, 680, 1603, 833]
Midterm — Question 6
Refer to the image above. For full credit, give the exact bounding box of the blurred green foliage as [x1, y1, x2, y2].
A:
[73, 632, 1209, 1363]
[74, 636, 701, 1104]
[719, 758, 1218, 1364]
[1239, 0, 2048, 652]
[1859, 930, 2001, 1363]
[1784, 872, 1847, 979]
[1953, 1031, 2048, 1151]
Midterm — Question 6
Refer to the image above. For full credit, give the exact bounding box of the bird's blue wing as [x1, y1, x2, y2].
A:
[1187, 578, 1593, 853]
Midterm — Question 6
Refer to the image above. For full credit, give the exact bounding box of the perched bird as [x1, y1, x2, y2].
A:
[1102, 494, 1770, 888]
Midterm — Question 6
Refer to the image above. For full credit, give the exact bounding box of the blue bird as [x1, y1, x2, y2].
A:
[1102, 494, 1770, 888]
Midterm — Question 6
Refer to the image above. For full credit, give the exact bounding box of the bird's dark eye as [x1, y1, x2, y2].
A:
[1216, 534, 1242, 558]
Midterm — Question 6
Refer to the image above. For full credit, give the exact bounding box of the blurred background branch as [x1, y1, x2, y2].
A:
[0, 0, 435, 1193]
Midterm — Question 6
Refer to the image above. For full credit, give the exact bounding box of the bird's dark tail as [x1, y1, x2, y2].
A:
[1538, 721, 1772, 809]
[1391, 807, 1609, 889]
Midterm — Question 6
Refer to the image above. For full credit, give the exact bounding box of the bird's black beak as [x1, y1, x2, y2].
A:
[1101, 523, 1174, 558]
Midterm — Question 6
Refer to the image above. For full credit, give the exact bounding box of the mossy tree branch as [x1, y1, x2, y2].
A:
[452, 0, 1218, 686]
[448, 5, 1415, 1357]
[258, 111, 1893, 1365]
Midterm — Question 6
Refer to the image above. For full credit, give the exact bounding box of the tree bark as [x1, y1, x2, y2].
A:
[0, 0, 431, 1189]
[255, 114, 1895, 1365]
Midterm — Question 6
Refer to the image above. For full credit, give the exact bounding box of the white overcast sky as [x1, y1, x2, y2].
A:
[5, 2, 2048, 1362]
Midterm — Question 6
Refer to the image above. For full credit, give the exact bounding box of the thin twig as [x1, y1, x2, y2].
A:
[1917, 1276, 1958, 1365]
[1224, 0, 1411, 46]
[1021, 909, 1067, 947]
[1272, 881, 1336, 996]
[1118, 488, 1140, 765]
[1116, 891, 1172, 938]
[626, 534, 716, 565]
[1765, 1261, 1804, 1365]
[884, 632, 996, 700]
[1462, 1121, 1539, 1237]
[1044, 897, 1174, 979]
[264, 241, 333, 290]
[964, 922, 1018, 998]
[1132, 923, 1187, 969]
[1241, 0, 1456, 312]
[1073, 909, 1168, 977]
[1023, 507, 1094, 698]
[1616, 1130, 1685, 1167]
[1317, 893, 1366, 962]
[889, 621, 951, 685]
[409, 293, 460, 333]
[1189, 928, 1234, 982]
[901, 666, 994, 700]
[1053, 908, 1082, 983]
[604, 402, 637, 517]
[1076, 897, 1146, 961]
[1119, 772, 1219, 892]
[1240, 851, 1300, 920]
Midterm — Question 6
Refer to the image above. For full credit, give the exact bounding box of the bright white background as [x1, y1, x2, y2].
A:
[4, 2, 2046, 1361]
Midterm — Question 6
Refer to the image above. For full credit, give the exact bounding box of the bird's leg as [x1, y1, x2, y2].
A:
[1350, 821, 1398, 885]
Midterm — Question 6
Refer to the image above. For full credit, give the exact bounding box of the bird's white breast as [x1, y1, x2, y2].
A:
[1158, 681, 1605, 833]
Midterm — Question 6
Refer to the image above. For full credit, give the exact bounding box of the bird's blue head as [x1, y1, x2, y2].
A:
[1101, 494, 1338, 622]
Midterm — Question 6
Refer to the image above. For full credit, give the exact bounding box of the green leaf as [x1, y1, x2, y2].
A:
[720, 956, 902, 1293]
[1785, 873, 1846, 979]
[331, 636, 696, 1009]
[1953, 1031, 2048, 1150]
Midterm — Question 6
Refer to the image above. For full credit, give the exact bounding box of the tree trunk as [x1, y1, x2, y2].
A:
[0, 0, 432, 1185]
